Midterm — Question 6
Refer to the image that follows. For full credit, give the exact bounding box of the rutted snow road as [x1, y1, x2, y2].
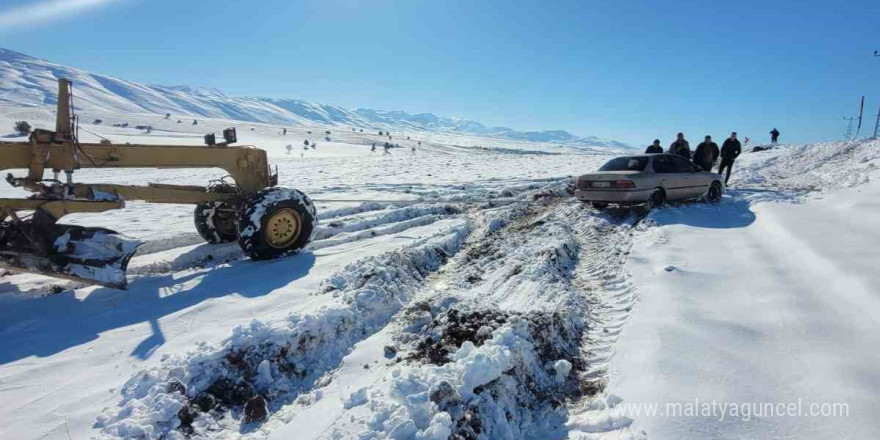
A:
[1, 101, 626, 440]
[90, 186, 650, 440]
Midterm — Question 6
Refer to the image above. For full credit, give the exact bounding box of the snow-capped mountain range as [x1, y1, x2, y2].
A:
[0, 48, 628, 148]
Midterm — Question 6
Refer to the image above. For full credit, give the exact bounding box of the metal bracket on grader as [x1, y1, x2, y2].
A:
[0, 79, 317, 289]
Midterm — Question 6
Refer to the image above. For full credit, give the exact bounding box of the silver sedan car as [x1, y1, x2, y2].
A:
[575, 154, 724, 209]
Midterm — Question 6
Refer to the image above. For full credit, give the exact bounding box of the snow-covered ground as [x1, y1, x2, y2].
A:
[2, 54, 880, 439]
[0, 97, 620, 440]
[602, 179, 880, 439]
[567, 139, 880, 439]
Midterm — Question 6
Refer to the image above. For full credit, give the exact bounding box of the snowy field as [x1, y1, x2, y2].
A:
[2, 101, 879, 440]
[2, 54, 880, 439]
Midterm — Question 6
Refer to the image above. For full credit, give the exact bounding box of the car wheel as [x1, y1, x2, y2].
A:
[647, 188, 666, 210]
[590, 202, 609, 210]
[705, 181, 723, 203]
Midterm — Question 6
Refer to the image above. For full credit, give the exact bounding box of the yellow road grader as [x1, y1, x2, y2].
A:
[0, 79, 316, 288]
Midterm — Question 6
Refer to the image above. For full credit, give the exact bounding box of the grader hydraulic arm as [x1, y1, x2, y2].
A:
[0, 78, 316, 289]
[2, 142, 273, 208]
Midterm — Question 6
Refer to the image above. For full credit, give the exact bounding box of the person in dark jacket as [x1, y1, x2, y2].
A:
[669, 133, 691, 159]
[718, 132, 742, 184]
[645, 139, 663, 154]
[693, 135, 719, 171]
[770, 128, 780, 144]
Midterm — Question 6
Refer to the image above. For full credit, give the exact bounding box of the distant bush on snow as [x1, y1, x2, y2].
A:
[13, 120, 31, 136]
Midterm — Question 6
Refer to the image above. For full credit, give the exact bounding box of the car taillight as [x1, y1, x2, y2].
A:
[612, 180, 635, 189]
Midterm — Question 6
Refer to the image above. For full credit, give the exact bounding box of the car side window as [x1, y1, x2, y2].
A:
[670, 155, 697, 173]
[652, 155, 675, 173]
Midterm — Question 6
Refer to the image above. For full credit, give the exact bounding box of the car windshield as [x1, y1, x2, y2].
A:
[599, 156, 649, 171]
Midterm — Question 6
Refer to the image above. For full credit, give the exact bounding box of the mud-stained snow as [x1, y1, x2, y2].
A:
[95, 222, 469, 439]
[264, 199, 643, 440]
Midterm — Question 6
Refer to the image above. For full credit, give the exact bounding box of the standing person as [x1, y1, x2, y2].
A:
[693, 135, 719, 171]
[770, 128, 780, 144]
[669, 133, 691, 159]
[371, 142, 376, 153]
[718, 132, 742, 184]
[645, 139, 663, 154]
[282, 128, 287, 135]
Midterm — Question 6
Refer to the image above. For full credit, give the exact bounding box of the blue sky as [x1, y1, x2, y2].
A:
[2, 0, 879, 146]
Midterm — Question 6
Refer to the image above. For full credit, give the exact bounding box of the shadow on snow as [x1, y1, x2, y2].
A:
[0, 252, 316, 364]
[649, 194, 757, 229]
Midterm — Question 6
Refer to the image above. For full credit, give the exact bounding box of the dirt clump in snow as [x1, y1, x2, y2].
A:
[243, 395, 268, 423]
[428, 381, 483, 440]
[380, 302, 595, 440]
[409, 306, 511, 365]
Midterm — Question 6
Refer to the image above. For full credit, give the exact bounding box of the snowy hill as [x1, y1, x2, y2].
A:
[0, 48, 628, 148]
[1, 78, 879, 440]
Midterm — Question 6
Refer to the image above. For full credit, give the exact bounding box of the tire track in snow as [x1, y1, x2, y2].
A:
[571, 210, 641, 381]
[315, 199, 642, 439]
[310, 214, 442, 251]
[564, 207, 647, 438]
[313, 204, 460, 241]
[124, 206, 461, 279]
[316, 202, 391, 221]
[94, 181, 634, 440]
[95, 219, 474, 439]
[119, 178, 567, 279]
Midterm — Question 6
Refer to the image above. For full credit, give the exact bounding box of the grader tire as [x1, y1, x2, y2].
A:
[194, 201, 238, 244]
[237, 188, 317, 260]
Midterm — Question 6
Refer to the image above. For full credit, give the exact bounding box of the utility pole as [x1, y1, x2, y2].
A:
[856, 96, 865, 138]
[872, 52, 880, 137]
[843, 117, 857, 141]
[874, 104, 880, 138]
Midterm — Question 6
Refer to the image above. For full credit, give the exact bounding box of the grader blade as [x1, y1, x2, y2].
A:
[0, 225, 141, 289]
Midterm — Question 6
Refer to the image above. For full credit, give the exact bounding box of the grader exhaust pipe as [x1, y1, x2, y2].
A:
[0, 78, 317, 289]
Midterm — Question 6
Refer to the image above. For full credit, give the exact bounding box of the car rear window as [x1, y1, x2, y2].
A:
[599, 156, 649, 171]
